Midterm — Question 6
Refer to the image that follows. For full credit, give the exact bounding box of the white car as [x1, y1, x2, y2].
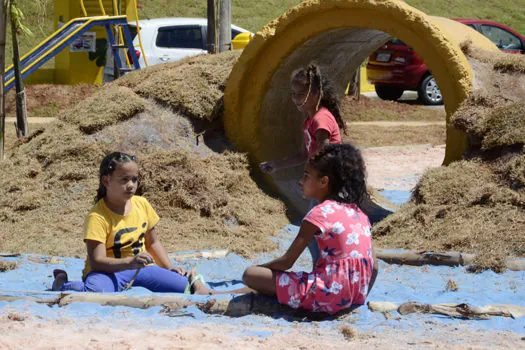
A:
[104, 18, 251, 80]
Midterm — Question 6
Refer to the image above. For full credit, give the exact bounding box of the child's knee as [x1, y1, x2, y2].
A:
[242, 266, 257, 286]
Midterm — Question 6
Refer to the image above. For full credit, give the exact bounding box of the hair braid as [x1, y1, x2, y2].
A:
[291, 63, 348, 135]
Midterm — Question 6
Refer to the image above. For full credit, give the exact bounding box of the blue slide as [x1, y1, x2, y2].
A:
[4, 16, 140, 92]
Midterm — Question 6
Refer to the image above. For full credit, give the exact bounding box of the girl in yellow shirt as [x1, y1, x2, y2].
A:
[52, 152, 208, 293]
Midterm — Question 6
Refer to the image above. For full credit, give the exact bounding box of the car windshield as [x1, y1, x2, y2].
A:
[388, 38, 407, 46]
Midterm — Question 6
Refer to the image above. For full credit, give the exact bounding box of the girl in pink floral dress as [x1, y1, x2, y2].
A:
[243, 144, 378, 314]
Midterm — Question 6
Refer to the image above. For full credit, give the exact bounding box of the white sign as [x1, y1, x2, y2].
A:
[70, 32, 96, 52]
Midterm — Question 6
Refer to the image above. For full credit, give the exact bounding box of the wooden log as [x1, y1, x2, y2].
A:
[0, 294, 58, 304]
[0, 253, 20, 258]
[58, 293, 193, 309]
[168, 249, 229, 261]
[397, 302, 525, 319]
[375, 249, 525, 271]
[367, 301, 399, 313]
[3, 292, 524, 320]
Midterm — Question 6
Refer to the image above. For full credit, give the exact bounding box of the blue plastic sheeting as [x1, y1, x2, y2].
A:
[378, 189, 412, 206]
[1, 220, 524, 337]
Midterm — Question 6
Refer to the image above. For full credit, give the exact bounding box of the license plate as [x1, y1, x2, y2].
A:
[376, 52, 391, 62]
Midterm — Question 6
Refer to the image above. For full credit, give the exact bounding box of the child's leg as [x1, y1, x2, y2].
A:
[60, 271, 120, 292]
[242, 266, 277, 296]
[133, 266, 188, 293]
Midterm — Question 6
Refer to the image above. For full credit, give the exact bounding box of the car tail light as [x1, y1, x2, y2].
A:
[127, 49, 141, 62]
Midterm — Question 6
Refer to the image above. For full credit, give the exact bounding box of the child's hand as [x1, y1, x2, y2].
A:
[260, 161, 277, 174]
[131, 252, 154, 269]
[170, 267, 189, 276]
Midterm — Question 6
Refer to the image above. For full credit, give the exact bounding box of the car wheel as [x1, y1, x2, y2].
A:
[375, 85, 404, 101]
[418, 75, 443, 105]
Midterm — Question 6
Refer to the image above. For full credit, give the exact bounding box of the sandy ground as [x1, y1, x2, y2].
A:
[1, 144, 523, 349]
[362, 144, 446, 191]
[0, 314, 523, 349]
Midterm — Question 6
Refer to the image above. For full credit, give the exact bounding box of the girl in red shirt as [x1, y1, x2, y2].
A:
[260, 63, 347, 268]
[259, 63, 347, 173]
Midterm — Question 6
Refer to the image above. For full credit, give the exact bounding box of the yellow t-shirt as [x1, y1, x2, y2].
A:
[82, 195, 160, 279]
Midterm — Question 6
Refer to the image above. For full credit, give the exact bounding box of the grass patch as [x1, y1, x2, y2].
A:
[117, 51, 239, 123]
[405, 0, 525, 35]
[59, 85, 146, 134]
[373, 56, 525, 271]
[0, 53, 288, 258]
[0, 261, 18, 272]
[346, 124, 445, 148]
[342, 96, 445, 122]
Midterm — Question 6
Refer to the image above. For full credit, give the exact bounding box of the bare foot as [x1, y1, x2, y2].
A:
[52, 269, 68, 291]
[187, 270, 213, 295]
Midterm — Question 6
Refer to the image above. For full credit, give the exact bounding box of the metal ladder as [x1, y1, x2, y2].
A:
[104, 22, 140, 75]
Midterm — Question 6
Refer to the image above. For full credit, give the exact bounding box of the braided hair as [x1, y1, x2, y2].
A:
[291, 63, 348, 135]
[95, 152, 137, 203]
[308, 143, 367, 205]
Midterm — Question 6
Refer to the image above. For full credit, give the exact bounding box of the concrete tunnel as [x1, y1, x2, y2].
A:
[224, 0, 499, 215]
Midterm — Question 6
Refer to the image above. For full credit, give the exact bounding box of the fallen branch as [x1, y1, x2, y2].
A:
[375, 249, 525, 271]
[168, 249, 229, 261]
[3, 292, 523, 320]
[368, 301, 525, 319]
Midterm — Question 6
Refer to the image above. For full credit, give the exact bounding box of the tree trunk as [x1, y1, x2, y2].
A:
[0, 0, 7, 159]
[218, 0, 231, 52]
[206, 0, 217, 53]
[10, 5, 28, 138]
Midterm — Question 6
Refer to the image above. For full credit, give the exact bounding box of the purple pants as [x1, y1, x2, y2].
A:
[60, 265, 188, 293]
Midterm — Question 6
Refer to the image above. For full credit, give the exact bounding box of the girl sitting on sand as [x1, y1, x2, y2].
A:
[259, 63, 347, 268]
[52, 152, 208, 294]
[244, 144, 378, 314]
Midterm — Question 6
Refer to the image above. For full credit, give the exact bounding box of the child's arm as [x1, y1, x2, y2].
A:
[87, 240, 153, 272]
[368, 247, 379, 296]
[259, 221, 318, 271]
[315, 129, 330, 151]
[145, 226, 178, 271]
[260, 141, 308, 173]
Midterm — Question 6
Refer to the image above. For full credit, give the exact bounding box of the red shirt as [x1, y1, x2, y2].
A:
[303, 107, 342, 156]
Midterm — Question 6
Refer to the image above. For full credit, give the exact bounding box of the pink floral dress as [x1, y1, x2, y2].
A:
[276, 200, 374, 314]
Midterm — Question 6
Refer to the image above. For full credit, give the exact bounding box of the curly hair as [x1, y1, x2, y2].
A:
[95, 152, 137, 203]
[291, 63, 348, 135]
[308, 143, 367, 205]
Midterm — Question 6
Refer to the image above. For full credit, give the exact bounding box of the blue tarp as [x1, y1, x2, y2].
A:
[1, 190, 524, 337]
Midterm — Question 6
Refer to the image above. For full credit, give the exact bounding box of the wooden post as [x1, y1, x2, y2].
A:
[218, 0, 231, 52]
[0, 0, 7, 159]
[10, 1, 28, 137]
[206, 0, 216, 53]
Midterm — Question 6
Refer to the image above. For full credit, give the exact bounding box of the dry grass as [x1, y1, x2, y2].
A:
[59, 85, 146, 134]
[117, 51, 240, 122]
[373, 50, 525, 271]
[340, 324, 358, 340]
[346, 125, 445, 148]
[342, 95, 445, 122]
[461, 42, 525, 74]
[0, 261, 17, 272]
[0, 52, 288, 258]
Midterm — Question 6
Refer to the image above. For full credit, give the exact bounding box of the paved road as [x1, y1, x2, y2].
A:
[362, 91, 445, 110]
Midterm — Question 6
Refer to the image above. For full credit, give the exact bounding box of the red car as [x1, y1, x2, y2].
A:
[366, 19, 525, 105]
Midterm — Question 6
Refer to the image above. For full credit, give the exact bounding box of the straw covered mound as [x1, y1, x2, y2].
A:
[373, 47, 525, 272]
[0, 51, 288, 258]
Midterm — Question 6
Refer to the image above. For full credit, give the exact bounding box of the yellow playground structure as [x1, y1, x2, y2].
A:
[4, 0, 147, 91]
